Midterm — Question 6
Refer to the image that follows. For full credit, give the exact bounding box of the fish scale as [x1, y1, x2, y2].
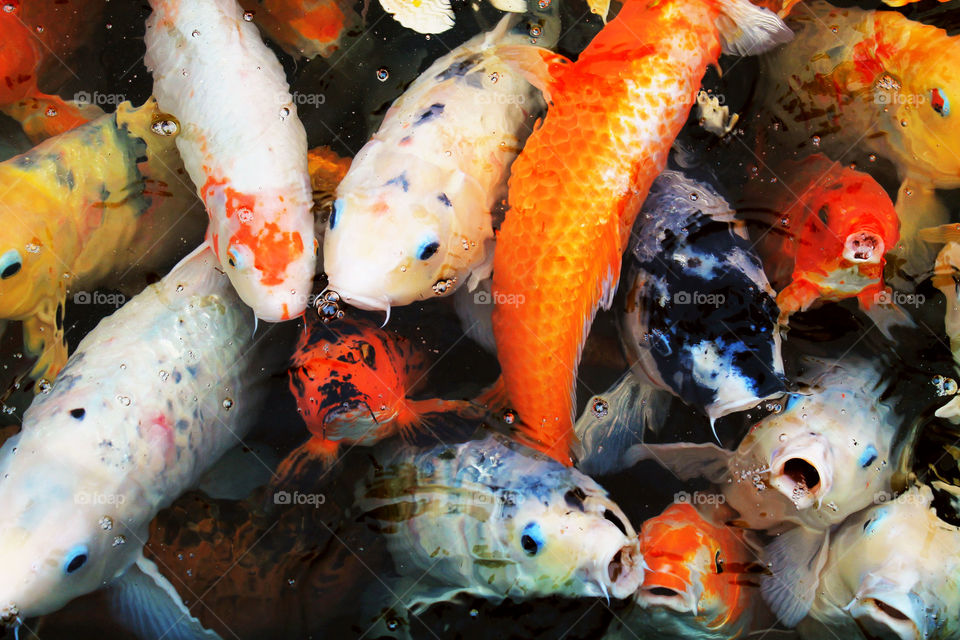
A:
[492, 0, 726, 463]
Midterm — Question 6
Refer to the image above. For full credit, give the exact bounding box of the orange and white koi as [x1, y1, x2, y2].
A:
[490, 0, 791, 463]
[607, 502, 766, 639]
[244, 0, 360, 59]
[145, 0, 315, 322]
[741, 154, 901, 329]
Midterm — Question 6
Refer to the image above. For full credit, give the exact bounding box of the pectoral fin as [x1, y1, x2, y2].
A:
[760, 527, 829, 628]
[625, 441, 731, 483]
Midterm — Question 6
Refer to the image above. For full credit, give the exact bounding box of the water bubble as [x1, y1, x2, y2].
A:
[376, 68, 389, 82]
[538, 0, 551, 7]
[2, 5, 14, 13]
[905, 188, 913, 197]
[100, 516, 113, 531]
[489, 72, 500, 84]
[176, 284, 184, 292]
[106, 22, 112, 29]
[868, 154, 877, 162]
[591, 398, 609, 418]
[689, 192, 698, 201]
[287, 578, 296, 586]
[279, 107, 290, 120]
[316, 291, 344, 323]
[151, 115, 180, 136]
[243, 10, 254, 21]
[222, 398, 234, 410]
[934, 375, 958, 396]
[45, 106, 57, 117]
[35, 25, 43, 33]
[386, 619, 399, 631]
[432, 278, 455, 295]
[159, 370, 169, 382]
[116, 396, 131, 406]
[529, 25, 542, 39]
[112, 535, 126, 547]
[236, 207, 254, 223]
[779, 433, 787, 442]
[37, 379, 52, 394]
[502, 410, 517, 425]
[900, 120, 908, 127]
[469, 608, 479, 618]
[25, 243, 40, 254]
[191, 29, 200, 37]
[811, 135, 821, 147]
[399, 265, 407, 272]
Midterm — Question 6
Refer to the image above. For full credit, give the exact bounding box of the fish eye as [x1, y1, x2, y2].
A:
[417, 239, 440, 261]
[63, 544, 89, 574]
[520, 522, 545, 556]
[0, 249, 23, 279]
[226, 245, 250, 271]
[931, 88, 950, 117]
[329, 199, 343, 229]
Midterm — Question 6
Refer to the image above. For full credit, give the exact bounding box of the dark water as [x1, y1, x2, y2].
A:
[1, 0, 960, 638]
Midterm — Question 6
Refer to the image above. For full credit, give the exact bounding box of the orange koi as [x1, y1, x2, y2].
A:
[490, 0, 791, 463]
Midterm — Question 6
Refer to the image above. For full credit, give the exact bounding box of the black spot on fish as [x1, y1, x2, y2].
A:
[186, 366, 197, 377]
[437, 193, 452, 207]
[564, 488, 586, 510]
[358, 341, 377, 368]
[13, 155, 33, 168]
[464, 71, 485, 89]
[173, 371, 182, 383]
[70, 408, 85, 420]
[817, 205, 829, 226]
[66, 170, 75, 190]
[385, 172, 409, 192]
[438, 448, 456, 460]
[56, 302, 63, 331]
[135, 154, 148, 165]
[176, 419, 189, 432]
[415, 103, 445, 126]
[99, 184, 111, 202]
[433, 55, 481, 82]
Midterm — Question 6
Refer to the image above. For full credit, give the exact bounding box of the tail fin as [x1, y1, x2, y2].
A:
[713, 0, 793, 56]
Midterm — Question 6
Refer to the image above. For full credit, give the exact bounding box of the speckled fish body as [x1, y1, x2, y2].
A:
[798, 486, 960, 640]
[620, 170, 785, 422]
[323, 16, 552, 312]
[357, 432, 644, 609]
[0, 247, 263, 623]
[607, 502, 765, 640]
[145, 0, 315, 322]
[0, 99, 204, 382]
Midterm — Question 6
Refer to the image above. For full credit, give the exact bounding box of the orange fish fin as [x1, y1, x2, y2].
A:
[920, 223, 960, 246]
[776, 279, 820, 319]
[494, 45, 572, 104]
[274, 437, 340, 485]
[711, 0, 792, 56]
[1, 93, 104, 143]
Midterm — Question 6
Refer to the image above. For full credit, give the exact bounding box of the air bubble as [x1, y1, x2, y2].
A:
[279, 107, 290, 120]
[432, 278, 456, 295]
[489, 72, 500, 84]
[151, 115, 180, 136]
[243, 11, 254, 21]
[100, 516, 113, 531]
[45, 106, 57, 117]
[25, 243, 40, 254]
[316, 291, 344, 323]
[591, 398, 609, 418]
[503, 410, 517, 425]
[811, 135, 821, 147]
[37, 379, 51, 394]
[191, 29, 200, 37]
[376, 68, 389, 82]
[223, 398, 234, 410]
[236, 207, 254, 223]
[117, 396, 131, 406]
[113, 535, 126, 547]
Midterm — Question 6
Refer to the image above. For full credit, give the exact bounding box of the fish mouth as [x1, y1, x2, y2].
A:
[600, 538, 645, 600]
[769, 441, 830, 509]
[637, 572, 699, 615]
[843, 231, 884, 264]
[318, 287, 392, 323]
[847, 596, 921, 640]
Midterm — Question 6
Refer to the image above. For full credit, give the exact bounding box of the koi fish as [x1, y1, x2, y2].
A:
[757, 0, 960, 280]
[490, 0, 791, 464]
[632, 357, 899, 626]
[741, 154, 902, 332]
[606, 502, 766, 640]
[323, 15, 553, 313]
[357, 432, 645, 610]
[377, 0, 582, 35]
[285, 314, 503, 476]
[244, 0, 360, 59]
[0, 98, 204, 384]
[0, 247, 269, 638]
[0, 0, 106, 142]
[920, 223, 960, 421]
[620, 169, 786, 428]
[145, 0, 315, 322]
[797, 486, 960, 639]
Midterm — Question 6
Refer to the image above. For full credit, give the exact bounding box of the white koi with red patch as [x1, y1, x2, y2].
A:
[0, 247, 262, 624]
[145, 0, 314, 322]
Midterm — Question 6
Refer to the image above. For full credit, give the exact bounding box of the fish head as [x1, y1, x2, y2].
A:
[289, 317, 428, 437]
[847, 577, 927, 640]
[0, 434, 138, 623]
[506, 478, 644, 600]
[879, 27, 960, 183]
[323, 150, 492, 310]
[204, 180, 315, 322]
[0, 179, 63, 321]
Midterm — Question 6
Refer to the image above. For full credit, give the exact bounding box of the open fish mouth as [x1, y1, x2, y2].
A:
[637, 572, 699, 614]
[843, 231, 884, 264]
[768, 442, 830, 510]
[599, 538, 645, 600]
[848, 596, 921, 640]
